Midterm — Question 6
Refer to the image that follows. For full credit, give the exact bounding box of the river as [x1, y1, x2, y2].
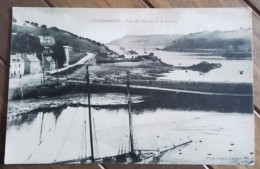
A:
[5, 92, 254, 164]
[5, 47, 254, 164]
[108, 45, 253, 83]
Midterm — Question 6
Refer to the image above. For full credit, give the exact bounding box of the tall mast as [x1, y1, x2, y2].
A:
[86, 65, 94, 162]
[126, 70, 134, 154]
[42, 53, 45, 86]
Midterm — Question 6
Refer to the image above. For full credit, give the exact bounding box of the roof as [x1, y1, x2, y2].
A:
[22, 53, 40, 62]
[39, 36, 55, 46]
[45, 56, 55, 63]
[10, 54, 24, 62]
[126, 50, 138, 55]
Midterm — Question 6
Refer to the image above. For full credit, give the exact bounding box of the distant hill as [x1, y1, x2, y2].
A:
[163, 28, 252, 54]
[108, 34, 181, 49]
[12, 24, 112, 53]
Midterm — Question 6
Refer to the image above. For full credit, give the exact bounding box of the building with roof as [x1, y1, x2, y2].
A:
[42, 49, 56, 71]
[44, 56, 56, 71]
[124, 50, 138, 59]
[9, 54, 24, 78]
[38, 36, 55, 47]
[22, 53, 41, 74]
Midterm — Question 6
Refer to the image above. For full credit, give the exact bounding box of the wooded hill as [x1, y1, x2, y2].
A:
[12, 24, 112, 54]
[108, 34, 181, 49]
[163, 28, 252, 55]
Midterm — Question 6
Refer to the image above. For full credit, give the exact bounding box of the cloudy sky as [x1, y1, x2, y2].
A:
[13, 8, 252, 43]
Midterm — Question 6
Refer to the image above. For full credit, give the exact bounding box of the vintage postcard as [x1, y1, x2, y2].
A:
[5, 8, 254, 165]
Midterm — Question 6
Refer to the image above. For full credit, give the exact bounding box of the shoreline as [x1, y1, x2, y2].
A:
[7, 90, 254, 127]
[10, 80, 253, 100]
[7, 81, 253, 122]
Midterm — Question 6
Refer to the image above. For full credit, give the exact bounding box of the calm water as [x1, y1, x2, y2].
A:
[153, 50, 252, 83]
[5, 94, 254, 164]
[108, 45, 253, 83]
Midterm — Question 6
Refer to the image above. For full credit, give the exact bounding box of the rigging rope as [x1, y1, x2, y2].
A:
[25, 70, 91, 163]
[143, 112, 160, 150]
[152, 111, 175, 146]
[53, 106, 79, 162]
[25, 113, 53, 162]
[53, 84, 86, 162]
[93, 118, 99, 158]
[118, 111, 125, 154]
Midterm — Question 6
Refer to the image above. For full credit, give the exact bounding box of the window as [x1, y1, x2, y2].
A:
[19, 64, 20, 68]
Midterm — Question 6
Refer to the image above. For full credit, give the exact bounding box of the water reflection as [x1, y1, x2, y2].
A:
[5, 106, 254, 164]
[7, 91, 253, 128]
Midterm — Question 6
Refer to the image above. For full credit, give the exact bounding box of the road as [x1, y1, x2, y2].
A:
[8, 52, 96, 89]
[68, 80, 252, 97]
[48, 52, 96, 74]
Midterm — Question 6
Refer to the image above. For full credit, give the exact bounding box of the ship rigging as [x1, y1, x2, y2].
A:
[27, 63, 192, 164]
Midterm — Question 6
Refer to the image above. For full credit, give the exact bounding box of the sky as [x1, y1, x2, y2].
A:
[13, 8, 252, 44]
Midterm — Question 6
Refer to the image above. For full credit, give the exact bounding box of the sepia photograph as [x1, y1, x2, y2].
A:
[5, 8, 254, 165]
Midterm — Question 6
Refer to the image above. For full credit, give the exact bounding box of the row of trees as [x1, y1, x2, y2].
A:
[24, 20, 59, 31]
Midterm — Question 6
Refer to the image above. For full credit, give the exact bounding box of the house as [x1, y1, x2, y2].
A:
[44, 56, 56, 71]
[139, 52, 155, 59]
[107, 52, 117, 58]
[124, 50, 138, 59]
[22, 53, 41, 74]
[63, 46, 73, 66]
[42, 49, 56, 71]
[38, 36, 55, 47]
[9, 54, 24, 78]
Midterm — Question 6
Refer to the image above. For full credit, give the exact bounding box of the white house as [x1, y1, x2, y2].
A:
[63, 46, 73, 66]
[9, 54, 24, 78]
[124, 50, 138, 59]
[38, 36, 55, 47]
[22, 53, 41, 74]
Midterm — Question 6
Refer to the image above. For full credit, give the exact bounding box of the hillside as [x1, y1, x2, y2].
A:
[163, 28, 252, 55]
[108, 34, 181, 49]
[12, 24, 112, 53]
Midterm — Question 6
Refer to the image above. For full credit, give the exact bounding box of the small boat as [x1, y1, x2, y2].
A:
[36, 83, 65, 97]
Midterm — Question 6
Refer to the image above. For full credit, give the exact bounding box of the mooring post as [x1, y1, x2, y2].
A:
[20, 84, 23, 99]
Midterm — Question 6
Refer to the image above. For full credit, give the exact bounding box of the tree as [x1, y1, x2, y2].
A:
[41, 24, 47, 29]
[52, 40, 66, 68]
[11, 33, 44, 54]
[50, 27, 59, 31]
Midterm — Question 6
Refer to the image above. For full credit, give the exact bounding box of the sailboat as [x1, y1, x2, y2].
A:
[53, 65, 192, 164]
